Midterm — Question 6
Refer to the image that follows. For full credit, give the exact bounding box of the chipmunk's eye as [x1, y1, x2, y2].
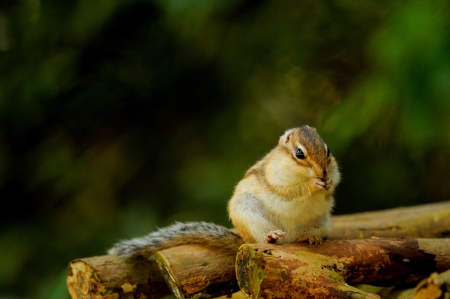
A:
[327, 147, 331, 158]
[296, 148, 305, 159]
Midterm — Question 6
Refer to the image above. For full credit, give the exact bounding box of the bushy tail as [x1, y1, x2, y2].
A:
[108, 222, 243, 258]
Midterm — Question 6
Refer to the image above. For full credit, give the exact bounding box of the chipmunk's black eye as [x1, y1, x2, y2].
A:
[327, 147, 330, 158]
[296, 148, 305, 159]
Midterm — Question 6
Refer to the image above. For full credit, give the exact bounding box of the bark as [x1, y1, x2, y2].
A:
[155, 244, 239, 299]
[66, 254, 170, 299]
[235, 239, 450, 299]
[353, 285, 415, 299]
[329, 201, 450, 240]
[359, 269, 450, 299]
[66, 201, 450, 299]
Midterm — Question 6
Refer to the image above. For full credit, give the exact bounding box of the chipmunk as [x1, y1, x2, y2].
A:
[109, 126, 340, 258]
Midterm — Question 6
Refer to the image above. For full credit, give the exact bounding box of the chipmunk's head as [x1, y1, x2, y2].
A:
[279, 126, 338, 184]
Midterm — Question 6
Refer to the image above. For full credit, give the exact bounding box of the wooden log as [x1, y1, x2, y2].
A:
[235, 239, 450, 299]
[367, 269, 450, 299]
[67, 201, 450, 299]
[330, 201, 450, 240]
[155, 244, 239, 299]
[66, 254, 170, 299]
[351, 285, 415, 299]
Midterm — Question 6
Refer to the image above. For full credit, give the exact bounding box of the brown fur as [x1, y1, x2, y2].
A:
[109, 126, 341, 258]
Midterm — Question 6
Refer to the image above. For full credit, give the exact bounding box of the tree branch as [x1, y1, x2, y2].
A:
[66, 255, 170, 299]
[155, 244, 239, 298]
[329, 201, 450, 240]
[235, 239, 450, 299]
[66, 201, 450, 299]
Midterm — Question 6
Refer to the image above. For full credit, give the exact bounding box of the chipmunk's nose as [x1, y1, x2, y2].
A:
[314, 165, 327, 179]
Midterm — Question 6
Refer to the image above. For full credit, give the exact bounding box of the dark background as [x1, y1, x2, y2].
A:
[1, 0, 450, 298]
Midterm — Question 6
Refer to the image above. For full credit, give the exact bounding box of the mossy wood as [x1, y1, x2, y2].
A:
[66, 201, 450, 299]
[235, 239, 450, 299]
[412, 268, 450, 299]
[155, 244, 239, 299]
[371, 268, 450, 299]
[329, 200, 450, 240]
[66, 255, 170, 299]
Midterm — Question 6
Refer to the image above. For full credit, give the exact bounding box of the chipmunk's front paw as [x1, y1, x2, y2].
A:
[296, 234, 322, 245]
[311, 178, 333, 191]
[323, 177, 333, 190]
[264, 230, 287, 244]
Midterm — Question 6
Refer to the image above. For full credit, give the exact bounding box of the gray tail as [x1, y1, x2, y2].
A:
[108, 221, 243, 258]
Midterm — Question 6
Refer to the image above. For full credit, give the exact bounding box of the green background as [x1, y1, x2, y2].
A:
[1, 0, 449, 297]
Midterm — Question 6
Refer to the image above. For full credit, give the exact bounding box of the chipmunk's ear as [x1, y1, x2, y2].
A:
[279, 128, 294, 145]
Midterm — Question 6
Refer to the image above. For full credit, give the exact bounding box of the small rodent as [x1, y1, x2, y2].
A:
[109, 126, 340, 258]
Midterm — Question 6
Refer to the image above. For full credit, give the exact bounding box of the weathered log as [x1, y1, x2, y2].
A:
[67, 201, 450, 299]
[330, 201, 450, 240]
[352, 285, 415, 299]
[235, 239, 450, 299]
[363, 268, 450, 299]
[155, 244, 239, 299]
[66, 254, 170, 299]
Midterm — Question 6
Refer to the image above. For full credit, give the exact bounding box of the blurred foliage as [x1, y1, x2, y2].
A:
[0, 0, 449, 298]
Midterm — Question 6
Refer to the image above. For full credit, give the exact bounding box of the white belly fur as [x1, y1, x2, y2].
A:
[260, 191, 333, 242]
